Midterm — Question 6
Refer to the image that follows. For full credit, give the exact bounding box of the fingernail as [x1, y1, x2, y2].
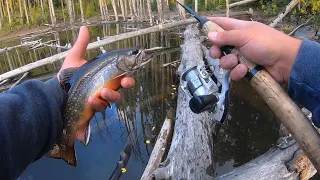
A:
[208, 32, 218, 40]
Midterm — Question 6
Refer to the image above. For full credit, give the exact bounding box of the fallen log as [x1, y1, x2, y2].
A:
[217, 123, 317, 180]
[152, 24, 216, 179]
[140, 108, 174, 180]
[0, 12, 252, 82]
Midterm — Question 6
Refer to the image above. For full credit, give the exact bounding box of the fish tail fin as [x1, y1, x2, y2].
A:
[47, 144, 77, 167]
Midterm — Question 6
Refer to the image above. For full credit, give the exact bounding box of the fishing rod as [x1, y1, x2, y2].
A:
[176, 1, 320, 172]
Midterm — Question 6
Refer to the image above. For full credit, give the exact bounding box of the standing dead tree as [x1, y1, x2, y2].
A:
[152, 24, 216, 179]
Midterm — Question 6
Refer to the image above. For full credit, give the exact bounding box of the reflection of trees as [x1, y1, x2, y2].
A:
[214, 80, 280, 172]
[114, 45, 179, 164]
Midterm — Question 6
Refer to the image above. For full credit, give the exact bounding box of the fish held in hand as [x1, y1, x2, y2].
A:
[48, 48, 152, 166]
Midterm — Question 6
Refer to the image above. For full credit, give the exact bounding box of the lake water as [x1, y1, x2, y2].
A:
[0, 22, 279, 179]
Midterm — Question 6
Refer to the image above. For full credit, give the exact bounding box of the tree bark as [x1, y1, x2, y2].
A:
[205, 0, 208, 10]
[111, 0, 119, 21]
[5, 0, 11, 26]
[147, 0, 153, 25]
[67, 0, 74, 23]
[120, 0, 126, 21]
[132, 0, 137, 18]
[226, 0, 230, 17]
[157, 0, 163, 22]
[152, 24, 216, 179]
[195, 0, 198, 12]
[0, 0, 4, 29]
[39, 0, 45, 22]
[79, 0, 84, 22]
[124, 0, 128, 18]
[176, 0, 185, 20]
[61, 0, 66, 22]
[48, 0, 56, 25]
[18, 0, 23, 18]
[23, 0, 29, 26]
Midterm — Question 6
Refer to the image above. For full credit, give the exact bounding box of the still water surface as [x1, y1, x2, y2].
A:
[0, 23, 279, 179]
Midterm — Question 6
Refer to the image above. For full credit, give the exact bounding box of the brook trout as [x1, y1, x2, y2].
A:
[48, 48, 151, 166]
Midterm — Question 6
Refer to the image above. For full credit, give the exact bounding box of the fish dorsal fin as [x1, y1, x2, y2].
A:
[59, 67, 79, 92]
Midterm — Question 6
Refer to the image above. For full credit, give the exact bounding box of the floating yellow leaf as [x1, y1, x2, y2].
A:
[146, 140, 151, 144]
[152, 126, 156, 131]
[121, 168, 127, 173]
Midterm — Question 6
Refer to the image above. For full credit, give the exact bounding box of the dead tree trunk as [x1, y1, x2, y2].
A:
[152, 24, 216, 179]
[147, 0, 153, 25]
[40, 0, 45, 22]
[111, 0, 119, 21]
[67, 0, 74, 23]
[48, 0, 56, 25]
[79, 0, 84, 22]
[23, 0, 29, 26]
[18, 0, 23, 18]
[176, 0, 185, 20]
[157, 0, 163, 22]
[119, 0, 126, 21]
[5, 0, 11, 26]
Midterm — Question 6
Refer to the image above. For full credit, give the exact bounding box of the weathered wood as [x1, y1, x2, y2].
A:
[152, 24, 216, 179]
[218, 121, 317, 179]
[269, 0, 300, 27]
[140, 108, 174, 180]
[229, 0, 258, 8]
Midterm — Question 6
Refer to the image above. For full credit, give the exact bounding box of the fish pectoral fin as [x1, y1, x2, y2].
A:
[59, 67, 79, 92]
[47, 144, 77, 167]
[47, 144, 62, 159]
[61, 147, 77, 167]
[76, 124, 91, 146]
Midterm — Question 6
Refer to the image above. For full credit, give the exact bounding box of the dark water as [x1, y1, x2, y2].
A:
[0, 23, 279, 179]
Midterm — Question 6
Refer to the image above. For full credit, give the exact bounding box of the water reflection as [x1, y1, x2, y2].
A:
[2, 23, 280, 179]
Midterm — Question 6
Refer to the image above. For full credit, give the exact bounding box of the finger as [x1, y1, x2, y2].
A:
[208, 30, 248, 47]
[100, 88, 122, 103]
[209, 45, 222, 59]
[230, 64, 248, 81]
[67, 26, 90, 59]
[208, 17, 251, 30]
[220, 54, 238, 69]
[121, 77, 135, 89]
[88, 96, 109, 112]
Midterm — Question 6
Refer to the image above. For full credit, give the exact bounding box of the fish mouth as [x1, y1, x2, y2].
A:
[116, 49, 153, 72]
[132, 49, 153, 69]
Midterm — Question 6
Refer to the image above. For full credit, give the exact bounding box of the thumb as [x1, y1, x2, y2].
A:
[208, 30, 247, 47]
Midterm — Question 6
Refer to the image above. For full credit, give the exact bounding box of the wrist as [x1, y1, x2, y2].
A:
[279, 37, 302, 84]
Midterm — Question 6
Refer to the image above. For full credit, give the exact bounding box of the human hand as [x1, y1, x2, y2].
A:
[208, 17, 302, 84]
[58, 26, 135, 112]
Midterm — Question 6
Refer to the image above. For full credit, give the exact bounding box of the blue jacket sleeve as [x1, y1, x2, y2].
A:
[0, 77, 66, 180]
[288, 39, 320, 127]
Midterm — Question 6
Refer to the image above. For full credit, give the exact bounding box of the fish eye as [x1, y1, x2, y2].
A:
[131, 49, 139, 55]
